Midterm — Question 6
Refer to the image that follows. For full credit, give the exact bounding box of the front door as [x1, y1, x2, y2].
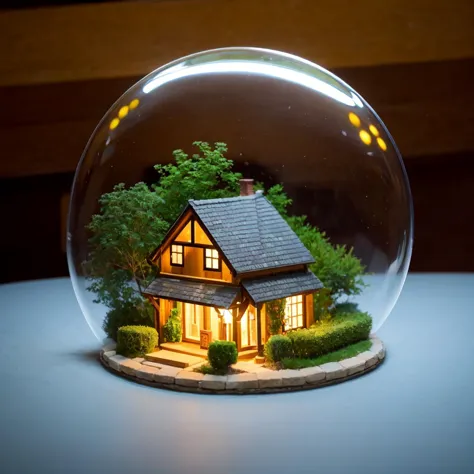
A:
[240, 306, 257, 349]
[184, 303, 204, 342]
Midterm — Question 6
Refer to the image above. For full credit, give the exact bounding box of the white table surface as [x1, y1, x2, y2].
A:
[0, 274, 473, 474]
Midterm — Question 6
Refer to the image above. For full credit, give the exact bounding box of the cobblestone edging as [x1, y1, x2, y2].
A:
[100, 336, 385, 394]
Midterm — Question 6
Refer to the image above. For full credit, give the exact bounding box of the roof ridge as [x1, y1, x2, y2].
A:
[189, 192, 264, 206]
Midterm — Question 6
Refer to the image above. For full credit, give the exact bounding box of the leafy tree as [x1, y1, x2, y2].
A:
[85, 182, 168, 338]
[265, 184, 366, 304]
[153, 141, 242, 223]
[287, 215, 366, 301]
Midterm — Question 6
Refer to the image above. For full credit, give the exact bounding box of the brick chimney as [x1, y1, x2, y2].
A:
[239, 179, 254, 196]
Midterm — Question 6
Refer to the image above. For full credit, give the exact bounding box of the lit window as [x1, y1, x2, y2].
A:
[204, 248, 220, 271]
[170, 244, 184, 266]
[285, 295, 304, 330]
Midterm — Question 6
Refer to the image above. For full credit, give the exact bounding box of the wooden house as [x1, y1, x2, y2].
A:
[143, 179, 323, 356]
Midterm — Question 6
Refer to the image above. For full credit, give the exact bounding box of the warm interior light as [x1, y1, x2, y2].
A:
[118, 106, 129, 119]
[377, 137, 387, 151]
[348, 112, 361, 128]
[129, 99, 140, 109]
[359, 129, 372, 145]
[109, 118, 120, 130]
[223, 310, 232, 324]
[369, 125, 379, 137]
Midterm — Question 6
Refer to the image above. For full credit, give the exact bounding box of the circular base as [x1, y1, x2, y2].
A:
[100, 336, 385, 394]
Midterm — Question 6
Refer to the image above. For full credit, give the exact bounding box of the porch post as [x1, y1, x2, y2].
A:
[147, 296, 162, 347]
[232, 308, 239, 351]
[256, 304, 263, 356]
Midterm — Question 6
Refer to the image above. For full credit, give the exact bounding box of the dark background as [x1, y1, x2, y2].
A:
[1, 0, 473, 283]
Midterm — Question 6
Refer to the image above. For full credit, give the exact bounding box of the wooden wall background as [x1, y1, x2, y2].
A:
[0, 0, 473, 282]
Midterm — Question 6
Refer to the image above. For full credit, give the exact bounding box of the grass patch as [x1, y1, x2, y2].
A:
[193, 363, 244, 376]
[280, 339, 372, 370]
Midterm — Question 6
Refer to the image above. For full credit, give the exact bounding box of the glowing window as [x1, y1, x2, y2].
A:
[285, 295, 304, 330]
[204, 248, 220, 271]
[194, 221, 212, 245]
[175, 221, 192, 242]
[170, 244, 184, 266]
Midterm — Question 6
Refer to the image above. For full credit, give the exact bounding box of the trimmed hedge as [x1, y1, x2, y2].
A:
[265, 335, 294, 363]
[116, 325, 158, 358]
[264, 311, 372, 362]
[208, 340, 238, 372]
[289, 312, 372, 358]
[163, 308, 182, 342]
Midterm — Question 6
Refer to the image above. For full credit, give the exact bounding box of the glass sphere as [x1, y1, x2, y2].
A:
[67, 47, 413, 342]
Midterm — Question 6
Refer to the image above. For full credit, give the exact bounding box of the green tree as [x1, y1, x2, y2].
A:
[265, 184, 366, 303]
[85, 182, 169, 338]
[153, 141, 242, 223]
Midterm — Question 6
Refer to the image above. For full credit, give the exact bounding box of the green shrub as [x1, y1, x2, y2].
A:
[313, 288, 334, 322]
[288, 312, 372, 358]
[207, 340, 237, 373]
[163, 308, 182, 342]
[116, 325, 158, 358]
[264, 334, 293, 363]
[103, 301, 154, 341]
[266, 298, 286, 335]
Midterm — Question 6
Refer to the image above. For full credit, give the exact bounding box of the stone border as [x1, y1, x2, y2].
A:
[100, 336, 385, 394]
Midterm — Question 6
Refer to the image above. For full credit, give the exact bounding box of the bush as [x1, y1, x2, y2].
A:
[103, 301, 154, 341]
[313, 288, 334, 322]
[264, 335, 293, 363]
[266, 299, 286, 335]
[163, 308, 182, 342]
[288, 312, 372, 359]
[116, 325, 158, 358]
[207, 340, 237, 373]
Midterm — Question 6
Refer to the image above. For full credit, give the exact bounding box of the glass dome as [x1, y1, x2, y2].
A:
[67, 47, 413, 342]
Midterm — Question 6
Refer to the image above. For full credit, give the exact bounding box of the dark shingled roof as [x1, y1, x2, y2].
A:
[189, 193, 315, 274]
[145, 277, 239, 309]
[242, 270, 323, 304]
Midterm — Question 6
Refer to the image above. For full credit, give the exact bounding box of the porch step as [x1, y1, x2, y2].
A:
[160, 342, 207, 358]
[238, 349, 258, 360]
[145, 350, 204, 368]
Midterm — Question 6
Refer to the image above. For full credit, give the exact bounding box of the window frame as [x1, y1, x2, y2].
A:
[170, 243, 184, 267]
[284, 294, 305, 331]
[203, 247, 221, 272]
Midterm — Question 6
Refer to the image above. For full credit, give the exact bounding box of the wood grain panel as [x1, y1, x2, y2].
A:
[1, 59, 472, 178]
[1, 0, 473, 87]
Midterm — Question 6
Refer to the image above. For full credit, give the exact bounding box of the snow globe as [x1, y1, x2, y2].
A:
[67, 47, 413, 392]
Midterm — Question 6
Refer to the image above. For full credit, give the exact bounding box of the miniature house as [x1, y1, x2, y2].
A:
[144, 179, 323, 357]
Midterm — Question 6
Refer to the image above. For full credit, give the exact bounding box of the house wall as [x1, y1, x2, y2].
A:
[158, 215, 234, 283]
[160, 245, 233, 281]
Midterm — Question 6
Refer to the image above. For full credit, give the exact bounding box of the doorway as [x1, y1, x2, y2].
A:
[240, 305, 257, 349]
[183, 303, 204, 342]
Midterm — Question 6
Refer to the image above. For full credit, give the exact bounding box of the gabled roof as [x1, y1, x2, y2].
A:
[188, 193, 315, 274]
[242, 270, 323, 304]
[145, 277, 239, 309]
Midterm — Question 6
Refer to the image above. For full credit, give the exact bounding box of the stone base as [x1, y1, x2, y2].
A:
[100, 336, 385, 395]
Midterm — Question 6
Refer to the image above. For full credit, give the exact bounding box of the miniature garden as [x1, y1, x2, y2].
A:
[87, 141, 375, 382]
